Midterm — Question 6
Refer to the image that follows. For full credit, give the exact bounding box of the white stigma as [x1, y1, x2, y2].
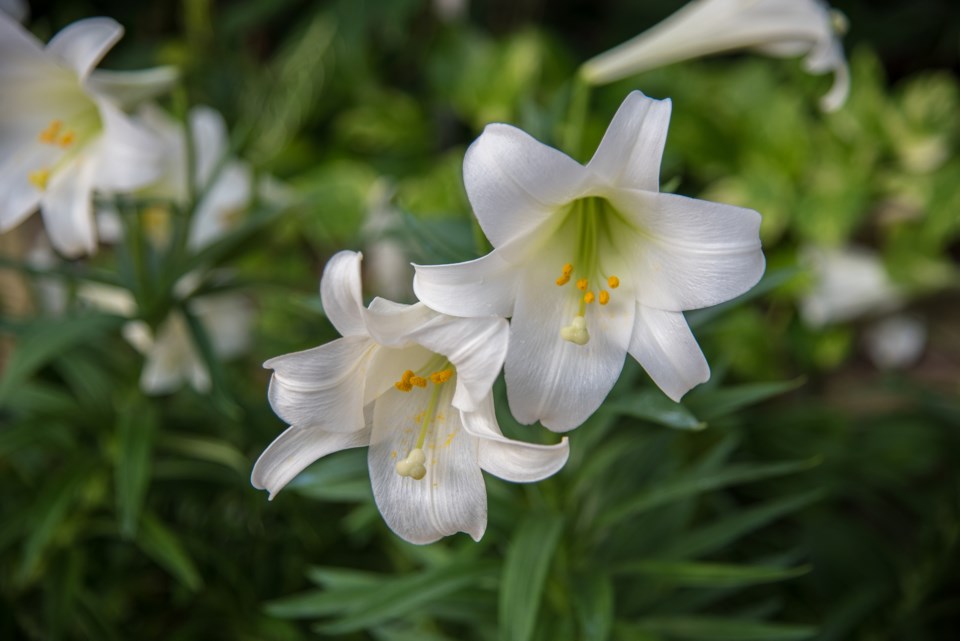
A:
[560, 316, 589, 345]
[395, 448, 427, 480]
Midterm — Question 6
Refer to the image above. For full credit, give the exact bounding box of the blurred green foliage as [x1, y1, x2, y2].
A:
[2, 1, 959, 640]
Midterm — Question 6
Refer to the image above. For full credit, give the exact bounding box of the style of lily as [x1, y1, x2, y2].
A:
[252, 251, 569, 544]
[0, 15, 174, 256]
[580, 0, 850, 112]
[413, 91, 764, 432]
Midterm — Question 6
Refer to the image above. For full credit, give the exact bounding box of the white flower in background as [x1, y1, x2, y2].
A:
[580, 0, 850, 112]
[799, 245, 902, 327]
[362, 180, 414, 301]
[79, 277, 253, 395]
[414, 92, 764, 432]
[252, 251, 569, 544]
[863, 314, 926, 370]
[0, 15, 169, 256]
[0, 0, 28, 23]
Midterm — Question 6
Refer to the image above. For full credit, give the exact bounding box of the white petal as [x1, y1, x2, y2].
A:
[799, 245, 901, 326]
[362, 343, 435, 405]
[463, 123, 588, 247]
[87, 66, 178, 109]
[251, 424, 372, 499]
[461, 394, 569, 482]
[608, 189, 765, 311]
[863, 315, 927, 371]
[505, 255, 635, 432]
[0, 144, 43, 233]
[46, 17, 123, 80]
[189, 106, 230, 189]
[92, 98, 162, 191]
[188, 161, 251, 249]
[0, 0, 29, 23]
[369, 385, 486, 544]
[819, 55, 850, 113]
[412, 239, 526, 319]
[628, 304, 709, 402]
[264, 336, 374, 433]
[79, 282, 137, 317]
[139, 312, 205, 395]
[190, 293, 253, 359]
[41, 154, 98, 257]
[320, 250, 368, 337]
[587, 91, 672, 192]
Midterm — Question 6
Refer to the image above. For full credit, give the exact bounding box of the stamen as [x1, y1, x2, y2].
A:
[560, 315, 589, 345]
[410, 375, 427, 388]
[556, 263, 573, 286]
[429, 368, 453, 384]
[38, 120, 62, 144]
[28, 169, 51, 190]
[584, 291, 595, 304]
[562, 263, 573, 276]
[599, 290, 610, 305]
[57, 131, 76, 148]
[556, 274, 570, 286]
[576, 278, 588, 291]
[607, 275, 620, 289]
[394, 369, 416, 392]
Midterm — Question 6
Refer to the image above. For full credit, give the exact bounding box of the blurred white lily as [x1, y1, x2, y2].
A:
[414, 92, 764, 432]
[799, 245, 902, 327]
[581, 0, 850, 112]
[252, 251, 569, 544]
[79, 278, 253, 395]
[0, 0, 28, 22]
[0, 15, 172, 256]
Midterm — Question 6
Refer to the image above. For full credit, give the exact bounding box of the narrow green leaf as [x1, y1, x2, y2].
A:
[598, 458, 820, 528]
[615, 561, 810, 587]
[573, 572, 614, 641]
[157, 432, 248, 474]
[500, 512, 564, 641]
[137, 512, 202, 591]
[686, 379, 805, 422]
[606, 390, 705, 431]
[0, 314, 122, 404]
[115, 401, 157, 538]
[634, 616, 816, 640]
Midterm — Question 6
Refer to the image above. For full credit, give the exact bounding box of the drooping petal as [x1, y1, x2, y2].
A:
[264, 335, 374, 433]
[251, 424, 372, 499]
[41, 154, 98, 257]
[461, 395, 569, 482]
[0, 145, 44, 233]
[189, 106, 230, 189]
[92, 97, 162, 192]
[189, 161, 251, 250]
[46, 17, 123, 80]
[505, 255, 635, 432]
[319, 250, 368, 337]
[628, 304, 709, 402]
[463, 123, 589, 247]
[191, 293, 253, 359]
[369, 384, 486, 544]
[87, 66, 178, 109]
[0, 0, 29, 23]
[363, 299, 440, 347]
[586, 91, 672, 192]
[138, 312, 206, 395]
[608, 189, 764, 312]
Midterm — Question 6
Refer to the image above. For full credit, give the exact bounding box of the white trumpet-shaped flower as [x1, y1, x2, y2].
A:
[0, 15, 170, 256]
[252, 251, 569, 544]
[413, 91, 764, 432]
[581, 0, 850, 112]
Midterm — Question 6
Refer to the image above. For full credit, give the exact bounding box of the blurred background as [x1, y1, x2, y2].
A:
[1, 1, 959, 639]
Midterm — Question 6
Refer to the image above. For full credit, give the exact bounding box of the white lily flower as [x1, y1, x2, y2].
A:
[252, 251, 569, 544]
[580, 0, 850, 112]
[799, 245, 902, 327]
[413, 91, 764, 432]
[0, 15, 166, 256]
[0, 0, 28, 23]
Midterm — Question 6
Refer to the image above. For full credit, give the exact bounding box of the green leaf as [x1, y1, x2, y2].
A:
[500, 512, 564, 641]
[598, 458, 820, 528]
[686, 379, 805, 422]
[634, 616, 816, 640]
[137, 512, 202, 591]
[573, 572, 614, 641]
[615, 561, 810, 587]
[687, 267, 801, 329]
[0, 314, 122, 405]
[157, 433, 248, 474]
[115, 401, 157, 538]
[606, 390, 705, 431]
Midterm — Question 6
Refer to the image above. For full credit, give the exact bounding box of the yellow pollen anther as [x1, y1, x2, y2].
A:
[394, 369, 416, 392]
[576, 278, 588, 291]
[555, 274, 570, 286]
[599, 290, 610, 305]
[28, 169, 51, 190]
[562, 263, 573, 276]
[584, 291, 595, 304]
[57, 131, 76, 147]
[608, 275, 620, 289]
[38, 120, 62, 144]
[429, 368, 453, 384]
[410, 375, 427, 388]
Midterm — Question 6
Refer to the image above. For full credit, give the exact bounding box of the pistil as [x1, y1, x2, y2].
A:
[394, 360, 454, 481]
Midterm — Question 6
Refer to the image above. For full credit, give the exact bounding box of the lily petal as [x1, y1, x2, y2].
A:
[264, 335, 374, 433]
[464, 123, 589, 247]
[87, 66, 178, 109]
[191, 293, 253, 359]
[46, 17, 122, 80]
[505, 259, 635, 432]
[608, 189, 764, 311]
[41, 154, 97, 257]
[369, 385, 486, 544]
[628, 304, 709, 402]
[189, 106, 229, 189]
[92, 97, 162, 191]
[320, 251, 368, 337]
[0, 144, 44, 234]
[139, 312, 207, 395]
[587, 91, 672, 192]
[252, 425, 372, 499]
[461, 395, 569, 482]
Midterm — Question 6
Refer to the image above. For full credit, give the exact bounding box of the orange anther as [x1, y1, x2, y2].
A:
[576, 278, 588, 291]
[584, 291, 595, 304]
[607, 275, 620, 289]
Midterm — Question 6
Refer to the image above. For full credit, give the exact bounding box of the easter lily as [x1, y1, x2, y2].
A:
[413, 91, 764, 432]
[0, 15, 165, 256]
[580, 0, 850, 112]
[252, 251, 569, 544]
